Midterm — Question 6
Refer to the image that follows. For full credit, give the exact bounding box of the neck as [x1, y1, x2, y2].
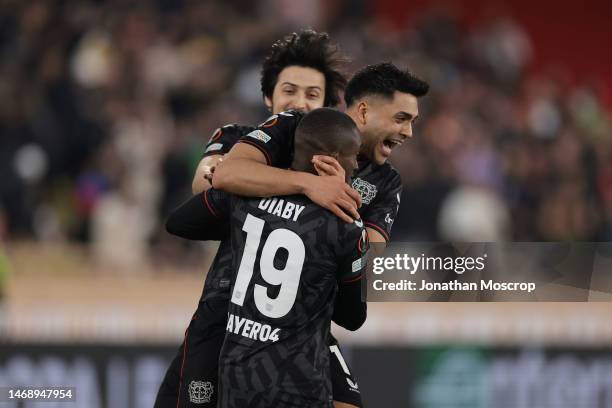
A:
[346, 106, 374, 161]
[346, 107, 361, 130]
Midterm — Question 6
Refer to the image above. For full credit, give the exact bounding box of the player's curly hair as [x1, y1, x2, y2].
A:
[261, 29, 348, 107]
[344, 62, 429, 107]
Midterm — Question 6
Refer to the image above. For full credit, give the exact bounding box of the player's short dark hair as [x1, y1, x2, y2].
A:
[261, 29, 348, 107]
[294, 108, 359, 159]
[344, 62, 429, 107]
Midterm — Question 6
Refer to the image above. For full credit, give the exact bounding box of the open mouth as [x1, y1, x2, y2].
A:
[383, 139, 402, 149]
[380, 138, 403, 157]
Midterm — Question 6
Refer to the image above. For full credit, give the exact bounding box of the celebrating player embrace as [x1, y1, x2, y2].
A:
[167, 108, 368, 407]
[157, 27, 429, 408]
[155, 29, 354, 408]
[212, 62, 428, 406]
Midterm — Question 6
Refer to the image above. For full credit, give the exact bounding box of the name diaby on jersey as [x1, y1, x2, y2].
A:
[352, 178, 378, 204]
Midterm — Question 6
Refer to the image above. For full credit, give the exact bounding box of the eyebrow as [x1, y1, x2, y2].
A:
[396, 111, 417, 120]
[281, 82, 322, 91]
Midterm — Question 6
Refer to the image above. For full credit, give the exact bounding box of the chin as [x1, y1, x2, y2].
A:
[374, 156, 387, 165]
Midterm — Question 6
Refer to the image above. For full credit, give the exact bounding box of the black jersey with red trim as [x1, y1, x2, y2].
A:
[352, 156, 402, 242]
[199, 123, 255, 302]
[201, 190, 368, 408]
[203, 124, 256, 158]
[236, 110, 403, 241]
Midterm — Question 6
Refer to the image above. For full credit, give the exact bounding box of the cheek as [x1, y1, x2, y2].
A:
[378, 121, 398, 141]
[367, 118, 387, 140]
[311, 96, 325, 109]
[273, 97, 291, 112]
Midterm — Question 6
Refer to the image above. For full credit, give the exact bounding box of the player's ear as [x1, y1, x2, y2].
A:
[357, 101, 368, 125]
[264, 95, 273, 111]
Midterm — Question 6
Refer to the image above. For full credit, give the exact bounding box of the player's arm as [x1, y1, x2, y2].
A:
[213, 143, 309, 196]
[332, 226, 369, 331]
[165, 189, 230, 241]
[212, 113, 361, 223]
[333, 280, 366, 331]
[192, 125, 245, 194]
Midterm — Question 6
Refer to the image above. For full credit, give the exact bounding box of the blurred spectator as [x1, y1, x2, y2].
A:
[1, 0, 611, 269]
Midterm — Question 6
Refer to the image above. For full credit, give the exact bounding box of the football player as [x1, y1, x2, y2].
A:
[155, 29, 354, 408]
[167, 108, 368, 407]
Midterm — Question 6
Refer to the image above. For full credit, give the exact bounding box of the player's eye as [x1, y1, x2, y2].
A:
[283, 88, 295, 94]
[308, 92, 320, 99]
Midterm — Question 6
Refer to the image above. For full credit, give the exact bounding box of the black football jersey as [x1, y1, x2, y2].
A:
[236, 111, 403, 241]
[198, 111, 401, 303]
[203, 190, 368, 408]
[198, 123, 255, 303]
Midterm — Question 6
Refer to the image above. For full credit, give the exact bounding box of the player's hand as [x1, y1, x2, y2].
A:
[203, 157, 223, 182]
[303, 175, 362, 223]
[312, 155, 345, 179]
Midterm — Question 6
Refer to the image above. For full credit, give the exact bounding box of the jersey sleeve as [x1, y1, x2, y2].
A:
[165, 188, 231, 241]
[202, 125, 245, 158]
[336, 221, 369, 284]
[333, 221, 369, 330]
[361, 171, 402, 242]
[332, 279, 367, 331]
[236, 111, 302, 168]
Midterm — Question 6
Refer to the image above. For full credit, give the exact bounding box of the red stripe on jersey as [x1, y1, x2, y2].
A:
[176, 315, 196, 408]
[342, 274, 364, 284]
[203, 190, 218, 217]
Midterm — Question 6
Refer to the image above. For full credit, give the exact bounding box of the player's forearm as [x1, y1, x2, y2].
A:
[213, 158, 313, 197]
[165, 193, 229, 241]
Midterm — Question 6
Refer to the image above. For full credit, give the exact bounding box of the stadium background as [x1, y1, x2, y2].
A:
[1, 0, 612, 406]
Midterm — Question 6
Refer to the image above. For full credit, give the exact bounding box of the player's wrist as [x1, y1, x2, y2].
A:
[293, 171, 316, 195]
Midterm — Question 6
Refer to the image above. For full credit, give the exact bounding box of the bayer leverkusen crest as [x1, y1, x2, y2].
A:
[189, 380, 213, 404]
[352, 178, 378, 205]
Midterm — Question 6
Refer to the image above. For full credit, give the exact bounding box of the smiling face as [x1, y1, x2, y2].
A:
[265, 66, 326, 114]
[356, 91, 420, 165]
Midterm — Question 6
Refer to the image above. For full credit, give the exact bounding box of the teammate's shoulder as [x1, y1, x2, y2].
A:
[278, 109, 305, 119]
[344, 218, 367, 235]
[374, 161, 402, 190]
[337, 218, 369, 253]
[257, 110, 304, 128]
[379, 161, 401, 179]
[209, 123, 254, 141]
[223, 123, 256, 136]
[328, 213, 366, 236]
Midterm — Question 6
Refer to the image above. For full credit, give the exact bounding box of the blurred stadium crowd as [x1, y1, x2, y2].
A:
[1, 0, 612, 267]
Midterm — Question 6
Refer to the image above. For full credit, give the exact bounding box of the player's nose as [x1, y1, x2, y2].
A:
[400, 123, 413, 139]
[292, 94, 308, 111]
